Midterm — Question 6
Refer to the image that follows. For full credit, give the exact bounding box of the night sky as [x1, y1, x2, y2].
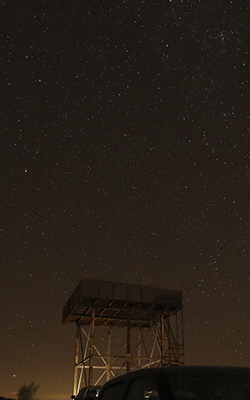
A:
[1, 0, 250, 399]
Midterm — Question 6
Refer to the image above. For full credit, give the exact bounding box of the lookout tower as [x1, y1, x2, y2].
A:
[62, 279, 184, 395]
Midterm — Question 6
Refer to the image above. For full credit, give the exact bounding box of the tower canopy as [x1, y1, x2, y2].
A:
[62, 279, 182, 328]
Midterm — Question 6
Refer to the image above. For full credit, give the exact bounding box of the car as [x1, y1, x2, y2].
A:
[73, 386, 102, 400]
[97, 366, 250, 400]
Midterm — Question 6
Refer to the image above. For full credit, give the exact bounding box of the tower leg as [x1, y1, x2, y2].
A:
[107, 328, 111, 381]
[73, 325, 80, 396]
[127, 318, 131, 373]
[88, 308, 95, 386]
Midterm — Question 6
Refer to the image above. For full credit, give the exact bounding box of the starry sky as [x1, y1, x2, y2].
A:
[1, 0, 250, 399]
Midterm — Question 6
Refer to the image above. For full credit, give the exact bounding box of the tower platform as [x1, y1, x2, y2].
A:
[63, 279, 182, 327]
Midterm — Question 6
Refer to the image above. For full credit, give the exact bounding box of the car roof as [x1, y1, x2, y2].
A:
[102, 366, 250, 387]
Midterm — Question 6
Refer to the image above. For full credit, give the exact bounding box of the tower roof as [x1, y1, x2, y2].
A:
[62, 279, 182, 327]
